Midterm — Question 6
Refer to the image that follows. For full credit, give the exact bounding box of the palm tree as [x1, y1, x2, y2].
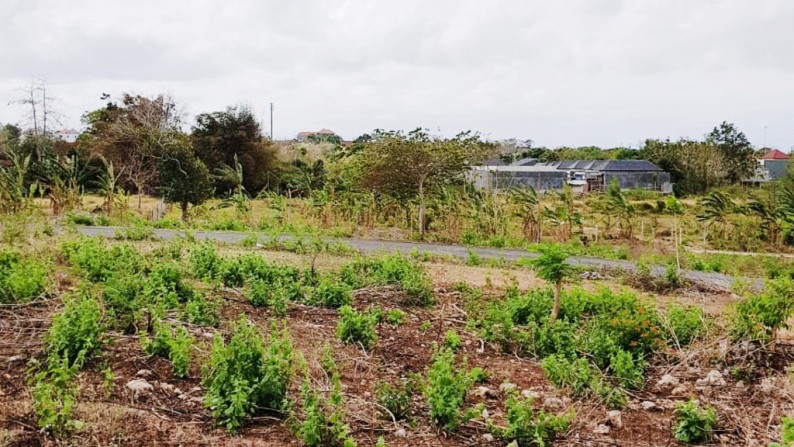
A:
[0, 149, 33, 213]
[697, 191, 735, 242]
[531, 244, 573, 322]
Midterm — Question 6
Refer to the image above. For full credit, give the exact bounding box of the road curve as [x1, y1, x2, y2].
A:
[76, 226, 756, 292]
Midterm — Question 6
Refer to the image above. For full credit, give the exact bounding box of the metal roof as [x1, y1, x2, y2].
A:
[542, 160, 662, 172]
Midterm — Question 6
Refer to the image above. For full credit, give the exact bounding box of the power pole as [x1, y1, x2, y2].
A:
[270, 102, 274, 141]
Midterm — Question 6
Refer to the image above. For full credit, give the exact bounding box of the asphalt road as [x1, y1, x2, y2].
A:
[76, 226, 754, 292]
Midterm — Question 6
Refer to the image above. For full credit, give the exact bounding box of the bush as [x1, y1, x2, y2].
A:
[143, 262, 193, 308]
[183, 293, 221, 327]
[532, 319, 578, 360]
[144, 324, 194, 378]
[732, 277, 794, 343]
[608, 349, 645, 390]
[469, 367, 489, 383]
[444, 329, 462, 351]
[103, 273, 144, 333]
[246, 278, 289, 316]
[31, 355, 81, 436]
[298, 347, 356, 447]
[61, 238, 145, 282]
[308, 276, 352, 309]
[665, 304, 705, 346]
[189, 242, 225, 280]
[424, 347, 473, 430]
[222, 253, 300, 290]
[674, 399, 717, 444]
[375, 380, 414, 421]
[202, 318, 293, 432]
[386, 308, 406, 325]
[46, 289, 104, 368]
[491, 391, 571, 447]
[336, 305, 378, 349]
[340, 254, 433, 305]
[0, 250, 49, 303]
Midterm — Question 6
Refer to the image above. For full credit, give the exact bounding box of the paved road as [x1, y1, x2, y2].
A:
[76, 226, 756, 292]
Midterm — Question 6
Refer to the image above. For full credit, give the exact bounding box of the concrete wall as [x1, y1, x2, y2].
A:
[470, 168, 670, 191]
[603, 171, 670, 190]
[762, 159, 790, 180]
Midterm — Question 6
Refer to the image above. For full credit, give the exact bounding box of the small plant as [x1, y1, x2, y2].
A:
[770, 416, 794, 447]
[419, 321, 432, 332]
[0, 250, 49, 304]
[202, 318, 293, 432]
[239, 233, 259, 247]
[386, 308, 406, 325]
[664, 263, 681, 287]
[469, 367, 489, 383]
[424, 347, 473, 430]
[466, 249, 481, 266]
[183, 293, 221, 327]
[665, 303, 705, 346]
[608, 349, 645, 390]
[375, 379, 414, 421]
[143, 261, 193, 308]
[674, 399, 717, 444]
[46, 289, 104, 368]
[308, 276, 352, 309]
[144, 324, 194, 378]
[340, 254, 433, 306]
[103, 272, 144, 333]
[246, 278, 289, 316]
[490, 391, 571, 447]
[732, 277, 794, 345]
[336, 305, 378, 349]
[31, 355, 82, 436]
[444, 329, 462, 351]
[101, 365, 115, 397]
[189, 242, 225, 280]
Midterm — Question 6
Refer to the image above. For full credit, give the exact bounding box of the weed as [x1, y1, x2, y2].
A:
[386, 308, 406, 325]
[732, 277, 794, 343]
[336, 305, 378, 349]
[608, 349, 645, 390]
[189, 242, 225, 280]
[203, 318, 293, 432]
[424, 347, 473, 430]
[375, 379, 414, 421]
[466, 249, 481, 266]
[46, 289, 104, 368]
[102, 273, 144, 333]
[469, 367, 489, 383]
[183, 293, 221, 327]
[444, 329, 462, 351]
[101, 365, 115, 397]
[490, 391, 571, 447]
[665, 303, 705, 346]
[419, 321, 432, 332]
[31, 355, 82, 436]
[144, 324, 194, 378]
[239, 233, 259, 247]
[340, 253, 433, 306]
[0, 250, 49, 303]
[674, 399, 717, 444]
[770, 416, 794, 447]
[308, 276, 352, 309]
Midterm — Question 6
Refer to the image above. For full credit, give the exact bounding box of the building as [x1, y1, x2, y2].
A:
[470, 159, 671, 193]
[759, 149, 790, 180]
[54, 129, 79, 143]
[296, 128, 337, 142]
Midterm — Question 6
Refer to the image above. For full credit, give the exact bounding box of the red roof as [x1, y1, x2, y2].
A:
[761, 149, 790, 160]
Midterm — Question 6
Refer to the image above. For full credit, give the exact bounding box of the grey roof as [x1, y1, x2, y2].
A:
[542, 160, 662, 172]
[510, 157, 538, 166]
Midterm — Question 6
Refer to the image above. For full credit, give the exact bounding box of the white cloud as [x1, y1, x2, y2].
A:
[1, 0, 792, 148]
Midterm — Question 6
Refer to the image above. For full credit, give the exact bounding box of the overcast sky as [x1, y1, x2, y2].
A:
[1, 0, 792, 148]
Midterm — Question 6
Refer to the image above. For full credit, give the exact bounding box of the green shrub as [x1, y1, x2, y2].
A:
[532, 320, 577, 360]
[665, 263, 681, 287]
[336, 305, 378, 349]
[608, 349, 645, 390]
[203, 318, 293, 432]
[144, 324, 194, 378]
[143, 262, 193, 308]
[732, 277, 794, 343]
[103, 273, 144, 333]
[375, 380, 414, 421]
[340, 254, 433, 305]
[491, 392, 571, 447]
[61, 238, 145, 282]
[308, 276, 352, 309]
[770, 416, 794, 447]
[189, 242, 225, 280]
[469, 367, 489, 383]
[31, 355, 81, 436]
[183, 293, 221, 327]
[596, 305, 663, 355]
[46, 289, 104, 367]
[541, 355, 594, 397]
[0, 250, 49, 303]
[115, 223, 155, 241]
[246, 278, 289, 316]
[222, 253, 300, 290]
[674, 399, 717, 444]
[665, 304, 705, 346]
[444, 329, 462, 351]
[424, 347, 473, 430]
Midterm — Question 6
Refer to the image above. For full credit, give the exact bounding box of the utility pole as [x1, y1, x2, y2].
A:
[270, 102, 274, 141]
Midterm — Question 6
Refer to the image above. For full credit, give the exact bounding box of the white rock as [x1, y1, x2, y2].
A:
[696, 370, 726, 387]
[482, 433, 494, 442]
[640, 401, 657, 411]
[656, 374, 679, 388]
[136, 369, 153, 378]
[481, 408, 490, 419]
[395, 428, 407, 438]
[671, 386, 688, 395]
[500, 382, 517, 393]
[607, 410, 622, 428]
[126, 379, 153, 395]
[160, 382, 175, 393]
[543, 397, 564, 409]
[522, 389, 541, 400]
[6, 355, 24, 363]
[759, 378, 776, 394]
[475, 386, 493, 398]
[593, 424, 610, 435]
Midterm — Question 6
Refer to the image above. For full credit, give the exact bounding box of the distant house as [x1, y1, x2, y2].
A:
[471, 159, 671, 193]
[760, 149, 790, 180]
[296, 128, 337, 142]
[54, 129, 79, 144]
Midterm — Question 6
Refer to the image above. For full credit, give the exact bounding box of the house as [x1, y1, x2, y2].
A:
[54, 129, 79, 143]
[296, 128, 337, 142]
[759, 149, 790, 180]
[470, 159, 671, 193]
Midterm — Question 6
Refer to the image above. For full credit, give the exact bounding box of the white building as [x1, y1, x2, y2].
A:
[55, 129, 79, 143]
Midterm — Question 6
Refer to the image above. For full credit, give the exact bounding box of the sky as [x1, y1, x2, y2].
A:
[1, 0, 793, 149]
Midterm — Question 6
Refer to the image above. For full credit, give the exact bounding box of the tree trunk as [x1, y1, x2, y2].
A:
[181, 201, 189, 222]
[138, 190, 143, 210]
[550, 279, 562, 322]
[418, 180, 426, 240]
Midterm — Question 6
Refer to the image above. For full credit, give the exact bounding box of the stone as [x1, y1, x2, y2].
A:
[6, 355, 24, 363]
[522, 389, 541, 400]
[474, 386, 494, 398]
[481, 408, 490, 419]
[135, 369, 154, 378]
[640, 401, 657, 411]
[696, 370, 726, 387]
[395, 428, 407, 438]
[160, 382, 175, 393]
[656, 374, 679, 388]
[126, 379, 153, 396]
[671, 385, 688, 395]
[607, 410, 623, 428]
[593, 424, 610, 435]
[543, 397, 564, 409]
[500, 382, 517, 393]
[482, 433, 494, 442]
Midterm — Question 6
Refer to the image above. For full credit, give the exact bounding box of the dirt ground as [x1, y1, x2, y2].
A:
[0, 246, 791, 446]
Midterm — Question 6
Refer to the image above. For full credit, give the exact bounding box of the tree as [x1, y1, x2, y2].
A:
[641, 138, 727, 195]
[706, 122, 755, 183]
[606, 178, 635, 239]
[10, 78, 62, 161]
[531, 244, 573, 322]
[697, 191, 736, 242]
[351, 129, 491, 239]
[509, 186, 540, 242]
[192, 106, 276, 195]
[158, 136, 213, 221]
